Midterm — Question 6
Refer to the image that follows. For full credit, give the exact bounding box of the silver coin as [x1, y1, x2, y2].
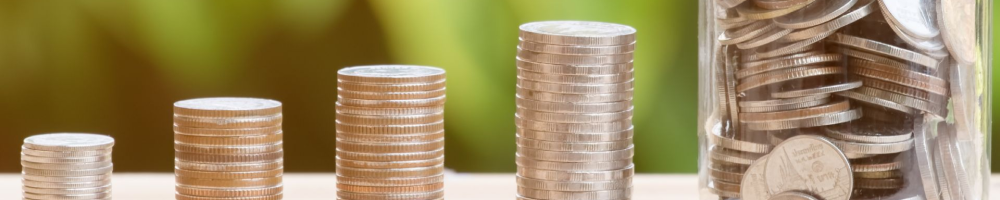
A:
[879, 0, 940, 39]
[519, 21, 636, 46]
[23, 133, 115, 151]
[337, 65, 446, 83]
[764, 135, 852, 200]
[774, 0, 857, 29]
[769, 191, 819, 200]
[740, 155, 771, 200]
[912, 115, 942, 200]
[937, 0, 977, 65]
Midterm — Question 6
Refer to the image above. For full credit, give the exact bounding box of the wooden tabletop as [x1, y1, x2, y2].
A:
[1, 173, 997, 199]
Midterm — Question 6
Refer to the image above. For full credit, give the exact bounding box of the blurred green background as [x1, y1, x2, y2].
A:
[0, 0, 990, 173]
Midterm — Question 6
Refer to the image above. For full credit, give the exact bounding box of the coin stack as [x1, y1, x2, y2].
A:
[173, 97, 285, 200]
[710, 0, 977, 199]
[21, 133, 115, 200]
[514, 21, 636, 200]
[335, 65, 447, 200]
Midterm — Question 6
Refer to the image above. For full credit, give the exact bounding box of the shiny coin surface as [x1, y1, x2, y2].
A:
[764, 135, 852, 200]
[519, 21, 636, 46]
[937, 0, 977, 65]
[337, 65, 446, 84]
[24, 133, 115, 151]
[878, 0, 940, 39]
[174, 97, 282, 117]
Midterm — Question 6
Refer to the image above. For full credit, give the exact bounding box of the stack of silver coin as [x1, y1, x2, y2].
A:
[21, 133, 115, 200]
[711, 0, 978, 199]
[335, 65, 447, 200]
[173, 97, 285, 200]
[514, 21, 636, 200]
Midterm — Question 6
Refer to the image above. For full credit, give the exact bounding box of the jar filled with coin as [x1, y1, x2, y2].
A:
[698, 0, 990, 200]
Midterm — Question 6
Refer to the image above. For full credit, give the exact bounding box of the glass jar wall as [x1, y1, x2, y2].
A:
[697, 0, 991, 199]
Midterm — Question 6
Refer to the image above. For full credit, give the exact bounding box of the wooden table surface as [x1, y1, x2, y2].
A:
[1, 173, 997, 199]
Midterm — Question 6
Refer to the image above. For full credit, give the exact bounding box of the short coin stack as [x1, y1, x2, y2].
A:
[515, 21, 636, 200]
[335, 65, 447, 200]
[173, 98, 285, 200]
[21, 133, 115, 200]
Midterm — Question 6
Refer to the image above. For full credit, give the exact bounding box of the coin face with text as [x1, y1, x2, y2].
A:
[764, 135, 853, 200]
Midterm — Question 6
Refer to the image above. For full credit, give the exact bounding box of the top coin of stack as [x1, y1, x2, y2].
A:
[335, 65, 447, 200]
[21, 133, 115, 200]
[173, 97, 285, 200]
[514, 21, 637, 200]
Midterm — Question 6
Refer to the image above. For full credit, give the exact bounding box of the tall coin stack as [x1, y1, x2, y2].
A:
[335, 65, 447, 200]
[22, 133, 115, 200]
[173, 98, 285, 200]
[515, 21, 636, 200]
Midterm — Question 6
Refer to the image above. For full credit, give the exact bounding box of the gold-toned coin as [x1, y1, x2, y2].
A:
[337, 189, 443, 200]
[335, 102, 443, 116]
[336, 131, 444, 143]
[336, 174, 444, 187]
[336, 156, 443, 169]
[175, 168, 283, 179]
[336, 164, 445, 178]
[336, 148, 444, 162]
[337, 182, 443, 194]
[175, 151, 283, 163]
[337, 95, 446, 108]
[335, 121, 444, 135]
[335, 112, 443, 125]
[176, 185, 283, 197]
[518, 40, 635, 55]
[337, 80, 446, 92]
[174, 125, 282, 136]
[336, 88, 446, 100]
[175, 142, 283, 155]
[173, 114, 282, 129]
[175, 159, 283, 172]
[335, 139, 444, 153]
[176, 176, 282, 188]
[175, 193, 282, 200]
[174, 133, 283, 146]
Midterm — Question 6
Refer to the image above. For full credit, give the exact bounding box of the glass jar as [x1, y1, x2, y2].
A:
[697, 0, 991, 200]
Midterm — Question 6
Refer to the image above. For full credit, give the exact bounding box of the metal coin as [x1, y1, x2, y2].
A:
[763, 135, 852, 200]
[878, 0, 940, 39]
[173, 97, 282, 118]
[937, 0, 977, 65]
[774, 0, 857, 29]
[337, 65, 446, 84]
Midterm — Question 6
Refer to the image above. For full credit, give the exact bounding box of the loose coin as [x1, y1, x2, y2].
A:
[937, 0, 977, 65]
[774, 0, 857, 29]
[764, 135, 852, 200]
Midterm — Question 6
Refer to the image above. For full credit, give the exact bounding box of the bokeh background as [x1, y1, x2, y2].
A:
[0, 0, 991, 173]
